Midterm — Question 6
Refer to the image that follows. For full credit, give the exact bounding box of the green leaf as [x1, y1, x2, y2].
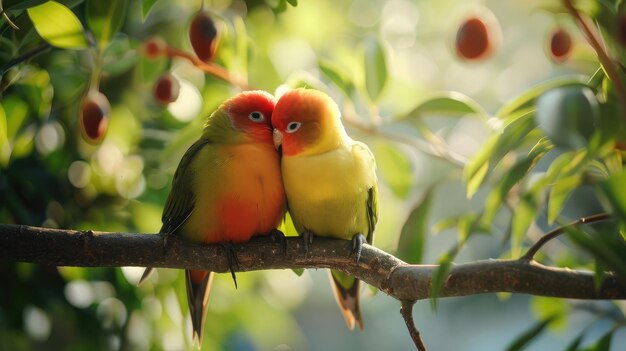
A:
[0, 105, 9, 168]
[396, 190, 432, 263]
[508, 150, 583, 256]
[16, 68, 53, 119]
[588, 102, 624, 157]
[362, 37, 387, 102]
[457, 213, 483, 243]
[531, 297, 569, 330]
[286, 0, 298, 6]
[590, 329, 614, 351]
[279, 212, 303, 276]
[510, 195, 537, 257]
[139, 54, 167, 81]
[430, 248, 456, 311]
[102, 36, 138, 76]
[603, 150, 622, 176]
[600, 171, 626, 221]
[505, 315, 556, 351]
[464, 111, 537, 197]
[566, 224, 626, 283]
[86, 0, 128, 51]
[403, 92, 488, 121]
[373, 140, 413, 199]
[497, 76, 588, 119]
[280, 211, 299, 238]
[430, 250, 456, 311]
[482, 139, 552, 225]
[12, 125, 35, 159]
[547, 174, 582, 224]
[27, 1, 88, 49]
[6, 1, 48, 13]
[142, 0, 158, 21]
[273, 0, 288, 13]
[465, 158, 489, 198]
[3, 96, 29, 139]
[563, 332, 585, 351]
[319, 59, 354, 97]
[594, 259, 608, 292]
[433, 216, 459, 234]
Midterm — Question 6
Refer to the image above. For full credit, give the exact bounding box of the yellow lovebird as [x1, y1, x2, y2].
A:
[271, 88, 379, 331]
[141, 91, 286, 345]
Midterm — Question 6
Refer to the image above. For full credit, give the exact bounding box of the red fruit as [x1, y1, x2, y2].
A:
[455, 12, 500, 61]
[143, 37, 167, 59]
[549, 28, 572, 62]
[154, 73, 180, 105]
[80, 90, 110, 142]
[456, 18, 489, 60]
[189, 11, 218, 62]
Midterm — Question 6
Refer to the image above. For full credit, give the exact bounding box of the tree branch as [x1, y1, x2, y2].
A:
[2, 224, 625, 301]
[522, 213, 611, 260]
[400, 300, 427, 351]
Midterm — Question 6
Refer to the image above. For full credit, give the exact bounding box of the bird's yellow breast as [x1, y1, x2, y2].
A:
[282, 141, 376, 240]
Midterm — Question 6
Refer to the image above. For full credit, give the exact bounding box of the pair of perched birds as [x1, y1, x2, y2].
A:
[141, 88, 379, 346]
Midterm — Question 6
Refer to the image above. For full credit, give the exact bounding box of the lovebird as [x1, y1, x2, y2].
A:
[271, 88, 378, 330]
[141, 90, 286, 345]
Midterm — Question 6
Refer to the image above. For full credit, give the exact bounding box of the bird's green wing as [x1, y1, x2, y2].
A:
[366, 183, 378, 245]
[160, 138, 211, 235]
[353, 141, 379, 245]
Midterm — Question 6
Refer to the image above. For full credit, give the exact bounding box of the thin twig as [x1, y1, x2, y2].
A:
[163, 46, 250, 90]
[400, 300, 427, 351]
[0, 43, 51, 76]
[521, 213, 612, 260]
[562, 0, 626, 116]
[0, 1, 20, 31]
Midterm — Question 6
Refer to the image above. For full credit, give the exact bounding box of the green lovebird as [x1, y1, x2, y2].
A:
[271, 88, 379, 331]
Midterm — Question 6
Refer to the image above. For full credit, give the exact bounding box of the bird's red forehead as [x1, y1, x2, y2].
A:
[272, 89, 327, 128]
[228, 90, 276, 118]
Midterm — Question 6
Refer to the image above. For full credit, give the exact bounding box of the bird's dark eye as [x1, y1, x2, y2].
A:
[286, 121, 301, 133]
[248, 111, 265, 122]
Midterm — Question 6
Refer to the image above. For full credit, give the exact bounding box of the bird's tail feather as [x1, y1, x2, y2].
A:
[186, 269, 214, 347]
[329, 269, 363, 331]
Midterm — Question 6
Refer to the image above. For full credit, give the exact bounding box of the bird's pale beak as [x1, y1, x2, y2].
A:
[273, 129, 283, 150]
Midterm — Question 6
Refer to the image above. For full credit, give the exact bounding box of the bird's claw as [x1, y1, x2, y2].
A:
[270, 229, 288, 256]
[221, 243, 240, 289]
[302, 230, 315, 258]
[352, 233, 366, 264]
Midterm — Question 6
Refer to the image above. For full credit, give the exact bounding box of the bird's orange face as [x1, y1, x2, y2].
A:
[271, 89, 336, 156]
[227, 90, 276, 144]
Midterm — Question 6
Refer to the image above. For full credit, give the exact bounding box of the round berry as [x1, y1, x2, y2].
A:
[535, 86, 599, 149]
[142, 37, 167, 59]
[454, 9, 501, 62]
[80, 90, 110, 142]
[549, 28, 572, 63]
[189, 11, 218, 62]
[154, 73, 180, 105]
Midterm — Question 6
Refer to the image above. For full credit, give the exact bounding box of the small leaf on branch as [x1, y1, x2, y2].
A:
[27, 1, 88, 49]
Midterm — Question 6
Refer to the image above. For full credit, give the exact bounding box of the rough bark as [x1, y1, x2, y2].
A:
[2, 224, 625, 301]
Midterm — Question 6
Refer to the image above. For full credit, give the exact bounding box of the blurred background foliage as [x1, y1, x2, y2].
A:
[1, 0, 626, 350]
